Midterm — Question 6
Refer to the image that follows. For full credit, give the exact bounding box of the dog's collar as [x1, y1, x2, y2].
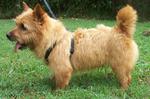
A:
[44, 38, 74, 63]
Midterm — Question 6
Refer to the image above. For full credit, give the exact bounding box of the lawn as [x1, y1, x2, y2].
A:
[0, 19, 150, 99]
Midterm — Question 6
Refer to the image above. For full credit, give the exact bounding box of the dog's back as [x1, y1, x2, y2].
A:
[71, 5, 138, 70]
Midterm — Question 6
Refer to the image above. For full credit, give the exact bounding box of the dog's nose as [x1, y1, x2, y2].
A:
[6, 32, 13, 41]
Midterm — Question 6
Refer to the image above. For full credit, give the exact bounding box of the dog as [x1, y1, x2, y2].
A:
[6, 2, 138, 89]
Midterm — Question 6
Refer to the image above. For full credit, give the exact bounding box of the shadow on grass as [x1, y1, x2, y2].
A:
[0, 70, 119, 96]
[70, 71, 119, 89]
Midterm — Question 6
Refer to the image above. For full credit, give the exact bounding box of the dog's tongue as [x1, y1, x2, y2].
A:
[15, 42, 22, 52]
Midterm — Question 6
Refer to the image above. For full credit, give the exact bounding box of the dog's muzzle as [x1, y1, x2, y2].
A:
[6, 32, 27, 52]
[6, 32, 15, 41]
[6, 32, 12, 41]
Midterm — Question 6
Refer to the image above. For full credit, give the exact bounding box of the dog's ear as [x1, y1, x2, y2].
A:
[33, 4, 45, 22]
[23, 1, 29, 11]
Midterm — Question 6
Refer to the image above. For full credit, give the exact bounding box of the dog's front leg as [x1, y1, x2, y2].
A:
[54, 66, 73, 89]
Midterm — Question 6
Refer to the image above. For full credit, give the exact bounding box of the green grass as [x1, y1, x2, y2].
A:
[0, 19, 150, 99]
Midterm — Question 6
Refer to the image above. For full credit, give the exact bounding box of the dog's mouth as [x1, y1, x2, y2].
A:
[15, 42, 27, 52]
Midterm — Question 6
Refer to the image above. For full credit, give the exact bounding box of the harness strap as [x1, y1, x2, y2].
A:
[44, 42, 56, 62]
[44, 38, 74, 63]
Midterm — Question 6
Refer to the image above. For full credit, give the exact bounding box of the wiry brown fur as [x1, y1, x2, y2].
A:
[7, 3, 138, 89]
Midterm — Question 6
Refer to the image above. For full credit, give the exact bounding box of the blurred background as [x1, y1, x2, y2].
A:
[0, 0, 150, 21]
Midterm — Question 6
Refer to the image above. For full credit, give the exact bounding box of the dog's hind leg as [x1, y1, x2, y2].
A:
[111, 64, 133, 89]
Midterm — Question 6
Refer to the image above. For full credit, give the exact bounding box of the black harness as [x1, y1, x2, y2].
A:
[44, 38, 74, 63]
[44, 42, 56, 62]
[39, 0, 74, 62]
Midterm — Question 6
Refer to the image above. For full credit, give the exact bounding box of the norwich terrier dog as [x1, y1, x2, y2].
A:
[7, 2, 138, 89]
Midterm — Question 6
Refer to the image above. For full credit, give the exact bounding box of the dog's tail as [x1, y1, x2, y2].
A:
[116, 5, 137, 37]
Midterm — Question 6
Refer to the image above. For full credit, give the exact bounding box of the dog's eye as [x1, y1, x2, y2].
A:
[20, 23, 27, 31]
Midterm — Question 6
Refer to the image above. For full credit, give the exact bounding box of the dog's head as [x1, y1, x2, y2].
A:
[6, 2, 48, 52]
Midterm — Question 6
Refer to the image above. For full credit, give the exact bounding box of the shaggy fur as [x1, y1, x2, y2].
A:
[7, 3, 138, 89]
